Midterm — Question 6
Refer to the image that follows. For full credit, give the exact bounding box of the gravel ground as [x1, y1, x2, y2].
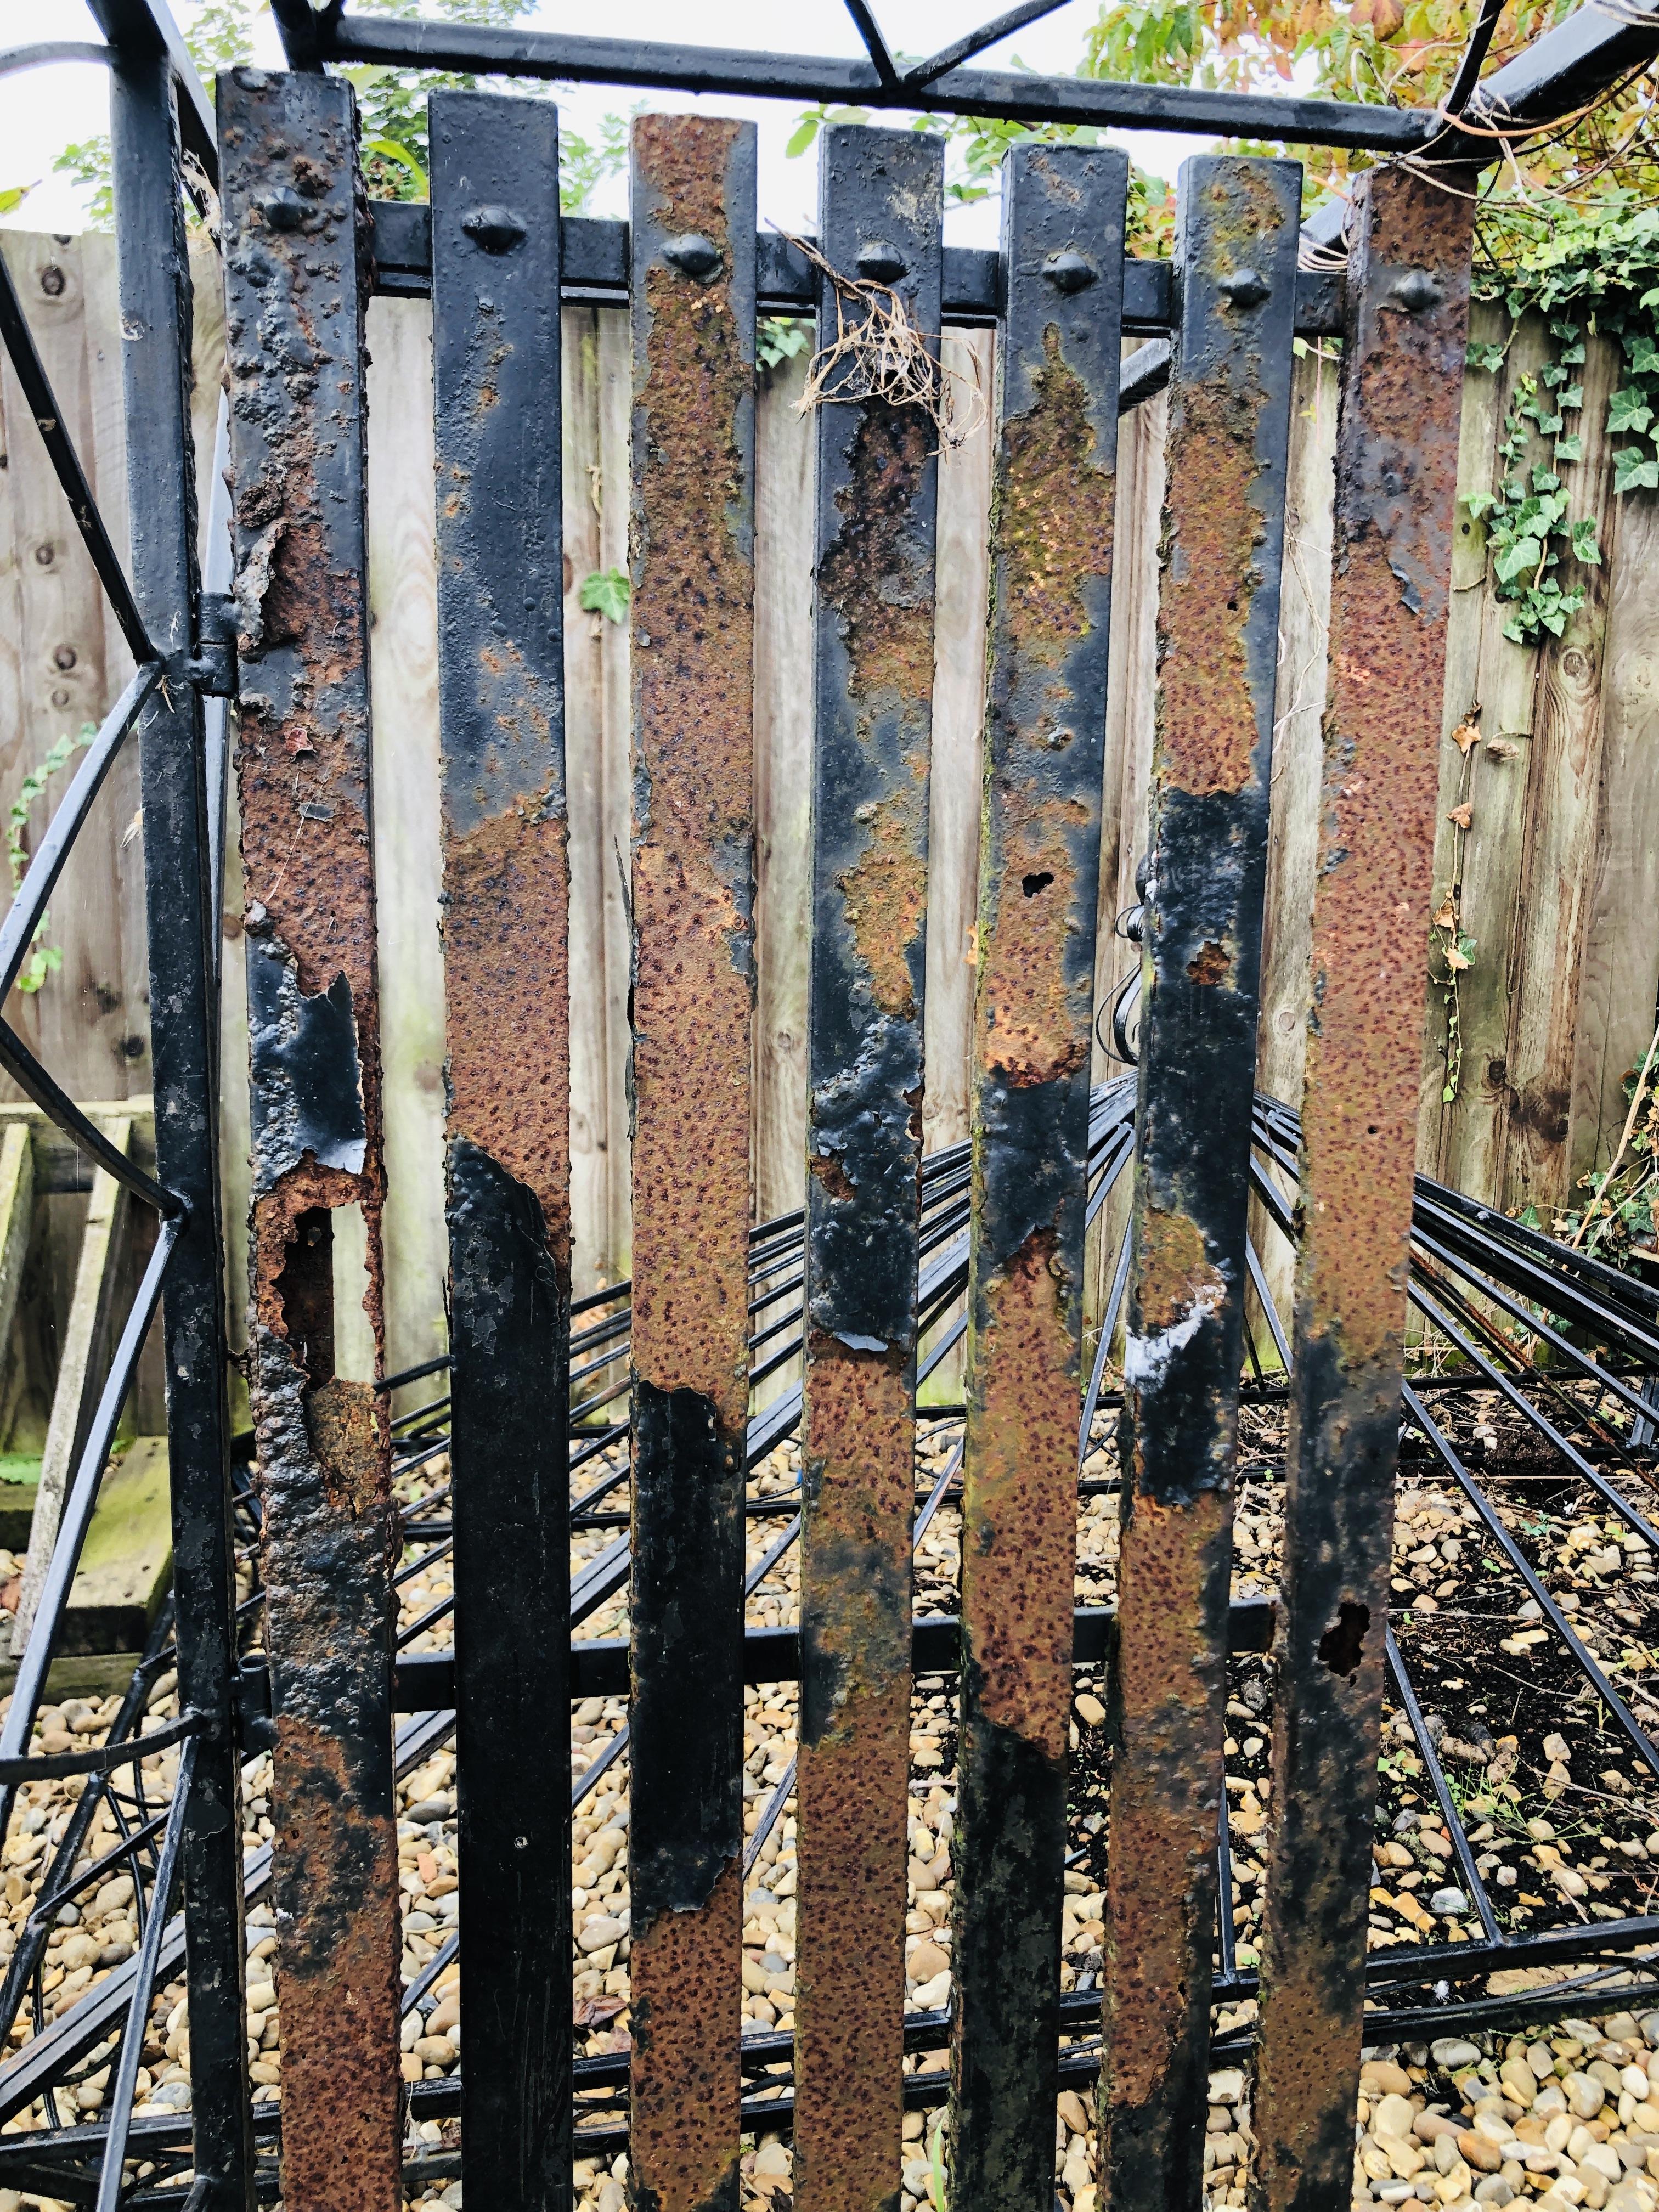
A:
[6, 1374, 1659, 2211]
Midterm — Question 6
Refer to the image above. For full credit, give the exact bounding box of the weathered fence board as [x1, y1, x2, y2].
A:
[3, 225, 1658, 1384]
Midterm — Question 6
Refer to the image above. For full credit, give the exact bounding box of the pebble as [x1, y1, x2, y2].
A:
[1430, 1886, 1468, 1918]
[1433, 2039, 1482, 2070]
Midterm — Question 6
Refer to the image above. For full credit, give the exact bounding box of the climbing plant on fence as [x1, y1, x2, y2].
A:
[1464, 199, 1659, 647]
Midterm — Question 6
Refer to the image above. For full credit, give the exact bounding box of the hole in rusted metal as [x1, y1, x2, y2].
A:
[1021, 870, 1054, 898]
[331, 1200, 376, 1383]
[1317, 1601, 1369, 1679]
[274, 1206, 334, 1387]
[1186, 941, 1228, 986]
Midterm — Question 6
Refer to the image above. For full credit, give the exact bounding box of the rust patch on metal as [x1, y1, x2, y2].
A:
[443, 803, 571, 1257]
[836, 776, 929, 1022]
[629, 112, 754, 1424]
[795, 1337, 912, 2211]
[1101, 1485, 1229, 2106]
[977, 798, 1092, 1086]
[1253, 167, 1476, 2212]
[960, 1228, 1074, 1758]
[629, 1852, 744, 2212]
[1000, 324, 1115, 663]
[1186, 939, 1229, 986]
[1133, 1204, 1224, 1335]
[1156, 369, 1269, 799]
[268, 1717, 400, 2212]
[816, 407, 936, 712]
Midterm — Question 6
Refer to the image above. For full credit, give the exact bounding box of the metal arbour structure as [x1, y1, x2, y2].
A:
[0, 0, 1657, 2205]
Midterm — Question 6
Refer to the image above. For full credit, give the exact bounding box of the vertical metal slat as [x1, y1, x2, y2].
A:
[950, 142, 1127, 2210]
[101, 21, 252, 2205]
[1098, 153, 1301, 2212]
[626, 112, 757, 2212]
[219, 67, 402, 2208]
[1252, 166, 1475, 2212]
[430, 89, 573, 2211]
[794, 124, 943, 2212]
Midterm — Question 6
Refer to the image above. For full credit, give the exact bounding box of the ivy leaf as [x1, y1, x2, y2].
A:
[1462, 489, 1497, 520]
[1494, 536, 1543, 585]
[1615, 447, 1659, 495]
[1465, 340, 1508, 375]
[580, 568, 632, 624]
[1609, 387, 1654, 435]
[1531, 466, 1561, 495]
[1571, 517, 1602, 565]
[1554, 435, 1583, 464]
[1628, 334, 1659, 376]
[1558, 383, 1583, 411]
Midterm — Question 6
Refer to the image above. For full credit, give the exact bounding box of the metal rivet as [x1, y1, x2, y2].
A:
[462, 205, 527, 255]
[662, 232, 722, 280]
[1042, 249, 1096, 294]
[261, 187, 307, 232]
[1392, 268, 1444, 314]
[856, 240, 907, 284]
[1218, 267, 1271, 309]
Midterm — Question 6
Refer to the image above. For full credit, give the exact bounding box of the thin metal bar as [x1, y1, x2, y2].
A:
[625, 113, 757, 2212]
[0, 1023, 172, 1213]
[317, 10, 1439, 150]
[794, 123, 942, 2212]
[0, 40, 114, 73]
[0, 661, 162, 1000]
[839, 0, 900, 84]
[951, 142, 1126, 2210]
[1252, 166, 1477, 2212]
[0, 1215, 180, 1836]
[218, 65, 400, 2206]
[904, 0, 1074, 86]
[1444, 0, 1505, 114]
[1243, 1235, 1293, 1373]
[0, 249, 155, 663]
[1099, 153, 1300, 2212]
[430, 88, 572, 2211]
[95, 1736, 197, 2212]
[1381, 1628, 1502, 1948]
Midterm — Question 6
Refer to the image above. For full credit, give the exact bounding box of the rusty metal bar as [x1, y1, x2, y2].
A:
[1098, 154, 1300, 2212]
[793, 123, 943, 2212]
[219, 67, 401, 2210]
[949, 143, 1127, 2208]
[626, 112, 757, 2212]
[1251, 165, 1476, 2212]
[429, 90, 572, 2208]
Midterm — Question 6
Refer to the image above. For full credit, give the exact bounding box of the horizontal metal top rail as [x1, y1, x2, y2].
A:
[272, 0, 1659, 163]
[367, 200, 1346, 332]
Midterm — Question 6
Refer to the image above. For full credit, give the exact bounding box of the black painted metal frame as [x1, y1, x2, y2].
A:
[0, 0, 1657, 2201]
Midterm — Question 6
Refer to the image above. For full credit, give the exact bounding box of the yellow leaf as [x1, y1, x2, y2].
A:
[1451, 716, 1482, 755]
[1432, 896, 1458, 931]
[1446, 802, 1472, 830]
[1447, 945, 1471, 972]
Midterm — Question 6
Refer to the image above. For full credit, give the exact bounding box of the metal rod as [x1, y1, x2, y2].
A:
[0, 249, 156, 663]
[624, 112, 758, 2212]
[905, 0, 1075, 87]
[95, 1736, 197, 2212]
[0, 661, 162, 1001]
[430, 86, 574, 2212]
[951, 141, 1127, 2212]
[794, 123, 943, 2212]
[1100, 152, 1301, 2212]
[310, 9, 1440, 150]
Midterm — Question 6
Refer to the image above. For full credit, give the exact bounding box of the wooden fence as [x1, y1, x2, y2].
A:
[3, 227, 1657, 1400]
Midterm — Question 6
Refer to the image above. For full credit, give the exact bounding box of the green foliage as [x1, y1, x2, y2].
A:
[558, 112, 630, 218]
[7, 726, 94, 996]
[1553, 1039, 1659, 1269]
[0, 186, 35, 219]
[758, 318, 810, 372]
[53, 139, 115, 233]
[579, 568, 630, 625]
[1459, 200, 1659, 648]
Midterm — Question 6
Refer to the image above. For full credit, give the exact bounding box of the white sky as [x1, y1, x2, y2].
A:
[1, 0, 1215, 242]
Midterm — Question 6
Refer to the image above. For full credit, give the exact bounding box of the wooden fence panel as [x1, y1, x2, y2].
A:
[3, 228, 1659, 1362]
